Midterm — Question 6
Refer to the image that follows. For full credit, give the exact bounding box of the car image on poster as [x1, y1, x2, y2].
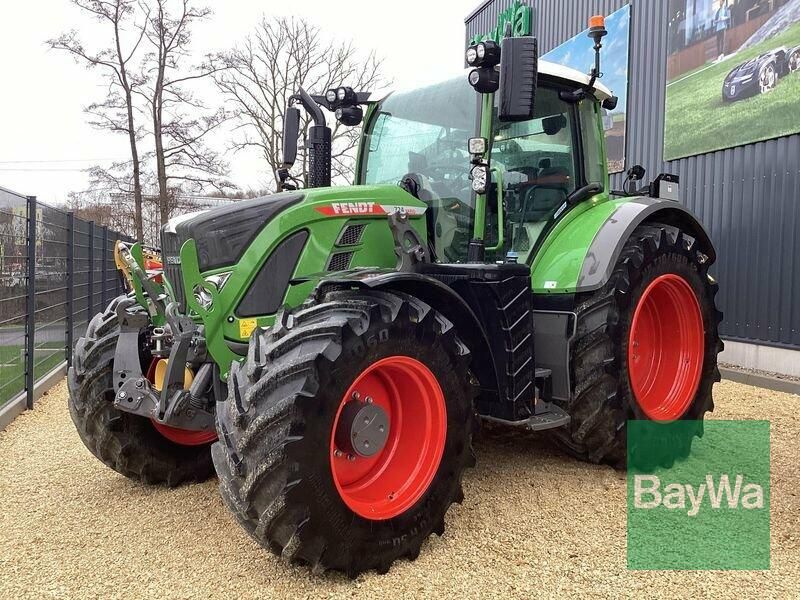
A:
[722, 45, 800, 101]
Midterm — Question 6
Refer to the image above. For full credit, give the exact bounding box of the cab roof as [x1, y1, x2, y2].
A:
[538, 59, 613, 99]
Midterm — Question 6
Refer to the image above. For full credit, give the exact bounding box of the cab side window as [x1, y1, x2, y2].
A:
[491, 87, 577, 260]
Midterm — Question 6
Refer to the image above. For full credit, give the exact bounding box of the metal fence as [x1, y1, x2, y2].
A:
[0, 185, 131, 425]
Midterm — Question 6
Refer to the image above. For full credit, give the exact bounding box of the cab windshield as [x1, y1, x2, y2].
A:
[360, 76, 477, 262]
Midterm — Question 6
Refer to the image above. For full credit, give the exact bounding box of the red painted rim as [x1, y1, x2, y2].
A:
[145, 359, 218, 446]
[330, 356, 447, 520]
[628, 274, 705, 421]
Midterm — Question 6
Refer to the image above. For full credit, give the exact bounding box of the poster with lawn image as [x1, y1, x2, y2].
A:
[665, 0, 800, 161]
[542, 5, 630, 174]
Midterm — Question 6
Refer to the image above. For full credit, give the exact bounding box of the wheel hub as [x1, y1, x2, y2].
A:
[334, 396, 390, 458]
[329, 355, 447, 521]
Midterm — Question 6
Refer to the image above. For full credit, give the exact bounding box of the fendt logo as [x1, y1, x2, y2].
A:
[316, 202, 381, 216]
[314, 203, 427, 217]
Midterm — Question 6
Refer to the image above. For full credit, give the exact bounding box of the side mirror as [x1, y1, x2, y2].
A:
[282, 106, 301, 168]
[601, 109, 614, 132]
[498, 36, 538, 122]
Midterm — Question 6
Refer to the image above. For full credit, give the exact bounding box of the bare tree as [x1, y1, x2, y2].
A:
[212, 16, 389, 191]
[48, 0, 147, 240]
[138, 0, 233, 226]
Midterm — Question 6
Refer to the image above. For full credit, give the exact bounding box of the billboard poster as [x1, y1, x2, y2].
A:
[542, 5, 631, 174]
[665, 0, 800, 160]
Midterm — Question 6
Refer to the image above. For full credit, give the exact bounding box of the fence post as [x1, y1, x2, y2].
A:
[101, 225, 109, 309]
[66, 212, 75, 366]
[25, 196, 37, 410]
[87, 220, 95, 322]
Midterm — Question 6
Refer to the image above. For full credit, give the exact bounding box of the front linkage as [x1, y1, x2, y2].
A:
[112, 241, 216, 434]
[112, 298, 215, 433]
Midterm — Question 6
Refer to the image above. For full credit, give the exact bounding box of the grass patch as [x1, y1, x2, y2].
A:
[665, 22, 800, 161]
[0, 344, 66, 407]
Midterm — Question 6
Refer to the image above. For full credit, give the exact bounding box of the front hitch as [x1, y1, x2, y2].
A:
[112, 297, 215, 432]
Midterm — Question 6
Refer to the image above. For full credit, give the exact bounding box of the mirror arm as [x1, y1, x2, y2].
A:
[291, 87, 326, 127]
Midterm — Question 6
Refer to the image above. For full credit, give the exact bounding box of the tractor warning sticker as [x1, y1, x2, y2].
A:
[314, 202, 426, 217]
[239, 318, 258, 338]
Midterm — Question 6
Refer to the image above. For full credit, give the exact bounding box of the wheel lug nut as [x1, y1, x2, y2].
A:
[352, 391, 361, 401]
[333, 449, 343, 458]
[365, 396, 373, 404]
[347, 454, 356, 461]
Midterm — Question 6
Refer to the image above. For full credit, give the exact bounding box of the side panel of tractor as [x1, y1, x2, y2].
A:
[172, 185, 427, 375]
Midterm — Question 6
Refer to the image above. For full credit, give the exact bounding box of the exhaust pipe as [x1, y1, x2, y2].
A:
[282, 87, 331, 189]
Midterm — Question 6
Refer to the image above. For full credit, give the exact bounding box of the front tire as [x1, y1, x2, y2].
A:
[213, 289, 476, 576]
[67, 296, 215, 486]
[551, 222, 723, 468]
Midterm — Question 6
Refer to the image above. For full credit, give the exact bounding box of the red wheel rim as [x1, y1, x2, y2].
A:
[628, 274, 705, 421]
[330, 356, 447, 520]
[145, 359, 218, 446]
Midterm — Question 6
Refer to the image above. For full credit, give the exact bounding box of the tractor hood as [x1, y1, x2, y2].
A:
[162, 192, 305, 273]
[160, 184, 425, 288]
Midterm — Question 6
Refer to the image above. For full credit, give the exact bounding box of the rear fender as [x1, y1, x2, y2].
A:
[532, 196, 716, 294]
[576, 197, 716, 293]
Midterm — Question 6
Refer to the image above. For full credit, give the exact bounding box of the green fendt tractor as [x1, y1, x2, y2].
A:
[68, 20, 722, 576]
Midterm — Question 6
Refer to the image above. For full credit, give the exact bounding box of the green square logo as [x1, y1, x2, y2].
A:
[627, 420, 770, 570]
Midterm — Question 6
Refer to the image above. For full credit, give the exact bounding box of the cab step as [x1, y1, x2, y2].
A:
[480, 367, 570, 431]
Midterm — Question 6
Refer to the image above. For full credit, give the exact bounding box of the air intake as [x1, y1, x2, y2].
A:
[336, 223, 366, 246]
[327, 251, 353, 272]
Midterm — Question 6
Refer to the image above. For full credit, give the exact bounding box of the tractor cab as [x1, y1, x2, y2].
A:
[357, 61, 612, 265]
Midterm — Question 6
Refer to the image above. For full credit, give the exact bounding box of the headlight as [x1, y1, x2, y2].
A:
[468, 137, 487, 156]
[337, 87, 347, 101]
[326, 89, 337, 104]
[193, 284, 213, 310]
[466, 46, 478, 65]
[470, 164, 489, 194]
[468, 69, 481, 86]
[468, 67, 499, 94]
[192, 272, 230, 310]
[335, 105, 363, 126]
[477, 43, 486, 59]
[205, 272, 231, 290]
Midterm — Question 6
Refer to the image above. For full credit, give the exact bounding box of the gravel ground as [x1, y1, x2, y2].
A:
[0, 379, 798, 599]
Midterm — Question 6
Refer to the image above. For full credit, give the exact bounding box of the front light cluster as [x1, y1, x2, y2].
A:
[465, 40, 501, 94]
[192, 272, 231, 310]
[470, 164, 489, 195]
[324, 85, 363, 126]
[465, 41, 501, 67]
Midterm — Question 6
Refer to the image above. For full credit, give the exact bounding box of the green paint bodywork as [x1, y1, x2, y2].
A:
[174, 184, 426, 377]
[530, 194, 624, 293]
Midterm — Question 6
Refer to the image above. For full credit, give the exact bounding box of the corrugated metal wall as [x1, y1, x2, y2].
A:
[466, 0, 800, 349]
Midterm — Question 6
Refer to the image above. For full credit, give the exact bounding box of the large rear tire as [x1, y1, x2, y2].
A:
[213, 289, 476, 576]
[67, 296, 215, 486]
[551, 222, 723, 468]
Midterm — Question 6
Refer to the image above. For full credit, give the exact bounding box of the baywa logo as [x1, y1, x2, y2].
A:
[633, 473, 765, 517]
[627, 420, 770, 570]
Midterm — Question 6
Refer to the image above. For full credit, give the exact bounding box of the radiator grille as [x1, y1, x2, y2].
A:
[160, 230, 186, 311]
[336, 223, 366, 246]
[327, 251, 353, 272]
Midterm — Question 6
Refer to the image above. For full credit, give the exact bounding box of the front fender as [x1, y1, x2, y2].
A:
[314, 268, 500, 402]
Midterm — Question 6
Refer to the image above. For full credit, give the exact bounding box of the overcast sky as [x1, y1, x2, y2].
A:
[1, 0, 477, 204]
